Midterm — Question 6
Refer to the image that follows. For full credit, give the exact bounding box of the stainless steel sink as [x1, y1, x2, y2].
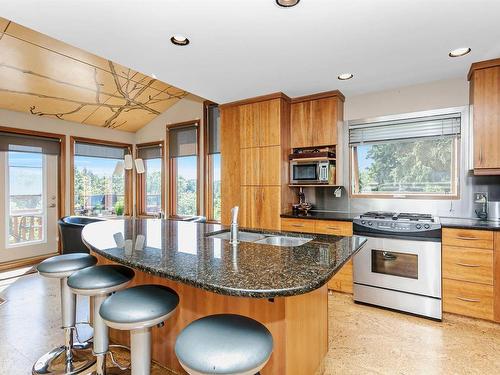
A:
[207, 231, 267, 242]
[254, 236, 312, 247]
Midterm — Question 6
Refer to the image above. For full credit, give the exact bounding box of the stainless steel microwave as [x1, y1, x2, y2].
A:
[290, 159, 335, 184]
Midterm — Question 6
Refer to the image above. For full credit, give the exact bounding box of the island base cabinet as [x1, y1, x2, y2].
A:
[94, 254, 329, 375]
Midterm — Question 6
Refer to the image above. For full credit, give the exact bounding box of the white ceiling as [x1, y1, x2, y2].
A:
[2, 0, 500, 104]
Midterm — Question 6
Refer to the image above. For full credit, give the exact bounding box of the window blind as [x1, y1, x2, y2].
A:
[0, 132, 61, 155]
[169, 124, 198, 158]
[137, 144, 162, 159]
[74, 141, 128, 159]
[207, 105, 220, 154]
[349, 113, 461, 145]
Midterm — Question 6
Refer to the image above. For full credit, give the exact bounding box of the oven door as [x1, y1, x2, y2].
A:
[353, 236, 441, 298]
[290, 162, 319, 183]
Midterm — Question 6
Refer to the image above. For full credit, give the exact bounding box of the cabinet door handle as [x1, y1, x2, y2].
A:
[456, 296, 481, 303]
[479, 146, 483, 164]
[456, 262, 481, 268]
[455, 236, 477, 240]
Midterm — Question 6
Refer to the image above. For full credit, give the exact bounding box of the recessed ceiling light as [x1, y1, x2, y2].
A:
[276, 0, 300, 7]
[337, 73, 354, 81]
[448, 47, 471, 57]
[170, 35, 190, 46]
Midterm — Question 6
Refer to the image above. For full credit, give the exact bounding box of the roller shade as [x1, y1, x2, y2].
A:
[137, 144, 162, 159]
[207, 105, 220, 154]
[349, 113, 461, 145]
[75, 141, 128, 159]
[169, 124, 198, 158]
[0, 132, 61, 155]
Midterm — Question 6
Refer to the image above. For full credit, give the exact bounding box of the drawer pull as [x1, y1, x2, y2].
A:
[455, 236, 478, 240]
[326, 226, 340, 230]
[291, 224, 304, 227]
[456, 296, 481, 303]
[455, 262, 481, 268]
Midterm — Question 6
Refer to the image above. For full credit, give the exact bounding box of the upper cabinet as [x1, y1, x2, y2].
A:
[290, 91, 345, 149]
[468, 58, 500, 174]
[239, 100, 281, 148]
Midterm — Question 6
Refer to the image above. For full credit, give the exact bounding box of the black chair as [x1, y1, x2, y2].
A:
[58, 216, 106, 254]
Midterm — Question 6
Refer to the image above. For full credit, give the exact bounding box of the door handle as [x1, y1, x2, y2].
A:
[455, 236, 477, 240]
[455, 262, 481, 268]
[456, 296, 480, 303]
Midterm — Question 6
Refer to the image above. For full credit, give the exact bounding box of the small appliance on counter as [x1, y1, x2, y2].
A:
[352, 211, 442, 320]
[289, 146, 336, 185]
[474, 192, 488, 220]
[487, 201, 500, 221]
[292, 188, 312, 214]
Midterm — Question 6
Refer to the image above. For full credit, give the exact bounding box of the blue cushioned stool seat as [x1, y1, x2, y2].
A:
[67, 264, 135, 295]
[37, 253, 97, 278]
[175, 314, 273, 375]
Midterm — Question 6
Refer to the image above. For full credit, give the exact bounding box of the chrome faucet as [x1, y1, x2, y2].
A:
[229, 206, 239, 244]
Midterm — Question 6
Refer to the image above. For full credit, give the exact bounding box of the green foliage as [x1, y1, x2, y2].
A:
[212, 179, 221, 220]
[114, 200, 124, 216]
[357, 138, 454, 194]
[177, 175, 197, 216]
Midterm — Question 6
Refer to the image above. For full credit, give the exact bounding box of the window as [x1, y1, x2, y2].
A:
[350, 111, 461, 198]
[168, 121, 200, 217]
[136, 142, 164, 216]
[72, 138, 131, 217]
[205, 102, 221, 222]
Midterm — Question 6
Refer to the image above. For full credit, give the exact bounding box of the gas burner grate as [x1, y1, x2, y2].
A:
[360, 211, 397, 219]
[397, 213, 434, 222]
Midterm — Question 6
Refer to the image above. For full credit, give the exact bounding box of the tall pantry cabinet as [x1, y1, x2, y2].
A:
[220, 93, 294, 229]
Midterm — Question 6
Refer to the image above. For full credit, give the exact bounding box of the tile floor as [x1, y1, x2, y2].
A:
[0, 273, 499, 375]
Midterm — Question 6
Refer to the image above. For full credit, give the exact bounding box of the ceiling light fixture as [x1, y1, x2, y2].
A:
[276, 0, 300, 7]
[448, 47, 471, 57]
[170, 35, 190, 46]
[337, 73, 354, 80]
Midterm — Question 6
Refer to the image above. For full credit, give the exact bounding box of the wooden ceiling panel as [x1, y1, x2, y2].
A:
[0, 17, 189, 132]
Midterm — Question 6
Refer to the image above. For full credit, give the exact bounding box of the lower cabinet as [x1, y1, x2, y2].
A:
[281, 218, 354, 293]
[442, 228, 499, 322]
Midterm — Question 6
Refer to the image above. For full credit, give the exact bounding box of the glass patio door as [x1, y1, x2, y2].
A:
[0, 145, 59, 264]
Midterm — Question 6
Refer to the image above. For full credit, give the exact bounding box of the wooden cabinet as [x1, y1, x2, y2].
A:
[442, 228, 493, 249]
[280, 217, 354, 292]
[441, 228, 499, 321]
[290, 91, 344, 149]
[221, 93, 293, 230]
[468, 58, 500, 174]
[328, 260, 353, 294]
[443, 279, 494, 321]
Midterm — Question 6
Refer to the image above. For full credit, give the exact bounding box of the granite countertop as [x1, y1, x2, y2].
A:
[439, 217, 500, 231]
[82, 219, 366, 298]
[281, 211, 359, 222]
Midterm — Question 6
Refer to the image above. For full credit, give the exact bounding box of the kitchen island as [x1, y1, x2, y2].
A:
[82, 219, 366, 375]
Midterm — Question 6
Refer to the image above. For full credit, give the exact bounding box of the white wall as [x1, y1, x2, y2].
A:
[0, 108, 135, 215]
[344, 77, 469, 121]
[135, 94, 204, 143]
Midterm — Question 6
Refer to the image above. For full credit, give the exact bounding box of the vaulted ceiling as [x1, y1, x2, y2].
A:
[2, 0, 500, 105]
[0, 17, 189, 132]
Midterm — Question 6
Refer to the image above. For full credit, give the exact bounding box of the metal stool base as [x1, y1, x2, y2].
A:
[32, 345, 96, 375]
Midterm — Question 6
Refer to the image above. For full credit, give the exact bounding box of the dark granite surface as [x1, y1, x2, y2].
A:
[82, 219, 366, 298]
[281, 211, 359, 222]
[440, 217, 500, 231]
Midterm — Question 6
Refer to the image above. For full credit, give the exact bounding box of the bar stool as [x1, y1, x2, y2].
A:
[33, 253, 98, 375]
[100, 285, 180, 375]
[67, 265, 135, 374]
[175, 314, 273, 375]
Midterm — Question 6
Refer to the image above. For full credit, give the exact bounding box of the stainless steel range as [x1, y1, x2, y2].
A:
[352, 211, 442, 320]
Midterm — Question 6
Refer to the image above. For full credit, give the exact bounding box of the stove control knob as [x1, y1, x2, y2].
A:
[424, 224, 430, 229]
[361, 220, 366, 225]
[416, 224, 422, 230]
[368, 221, 373, 226]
